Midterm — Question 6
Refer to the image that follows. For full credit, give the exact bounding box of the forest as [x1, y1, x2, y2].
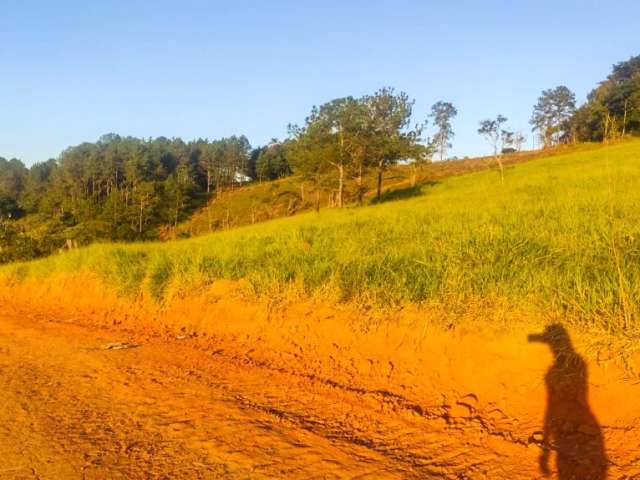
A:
[1, 55, 639, 263]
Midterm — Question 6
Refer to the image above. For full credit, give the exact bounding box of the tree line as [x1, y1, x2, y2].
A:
[1, 87, 458, 262]
[2, 134, 255, 235]
[528, 55, 640, 147]
[0, 135, 257, 261]
[470, 55, 639, 180]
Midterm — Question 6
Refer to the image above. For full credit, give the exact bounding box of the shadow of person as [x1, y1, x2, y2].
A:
[528, 324, 608, 479]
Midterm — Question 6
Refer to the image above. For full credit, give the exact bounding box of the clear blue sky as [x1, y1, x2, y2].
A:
[1, 0, 639, 165]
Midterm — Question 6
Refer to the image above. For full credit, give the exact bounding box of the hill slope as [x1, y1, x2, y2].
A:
[169, 144, 599, 239]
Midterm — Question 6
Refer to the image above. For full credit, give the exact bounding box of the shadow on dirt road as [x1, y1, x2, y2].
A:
[529, 324, 608, 479]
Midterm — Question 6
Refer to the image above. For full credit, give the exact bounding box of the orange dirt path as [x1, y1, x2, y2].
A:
[0, 305, 639, 479]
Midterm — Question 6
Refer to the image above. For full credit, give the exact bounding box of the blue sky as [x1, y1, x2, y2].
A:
[1, 0, 639, 165]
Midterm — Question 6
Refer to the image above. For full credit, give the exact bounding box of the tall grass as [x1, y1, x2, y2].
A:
[3, 141, 639, 331]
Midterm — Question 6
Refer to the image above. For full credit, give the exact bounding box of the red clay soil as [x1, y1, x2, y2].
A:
[0, 277, 639, 479]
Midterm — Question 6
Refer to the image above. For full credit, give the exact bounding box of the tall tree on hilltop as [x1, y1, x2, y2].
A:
[198, 141, 216, 194]
[288, 88, 425, 205]
[0, 157, 27, 202]
[287, 124, 330, 212]
[289, 97, 367, 208]
[429, 101, 457, 161]
[0, 156, 26, 221]
[530, 86, 576, 147]
[478, 114, 509, 182]
[362, 87, 424, 200]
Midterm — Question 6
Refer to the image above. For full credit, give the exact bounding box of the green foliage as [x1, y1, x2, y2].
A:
[0, 134, 262, 262]
[0, 221, 45, 263]
[429, 101, 457, 161]
[5, 141, 640, 332]
[289, 87, 428, 206]
[0, 157, 27, 199]
[478, 114, 509, 155]
[148, 253, 174, 303]
[530, 86, 576, 147]
[572, 55, 640, 142]
[255, 141, 291, 181]
[0, 86, 437, 262]
[0, 196, 21, 219]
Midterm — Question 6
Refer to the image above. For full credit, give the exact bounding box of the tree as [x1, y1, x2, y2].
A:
[222, 135, 252, 190]
[288, 88, 425, 206]
[409, 143, 433, 187]
[501, 129, 515, 153]
[209, 140, 226, 198]
[198, 141, 216, 194]
[429, 101, 457, 161]
[530, 86, 576, 147]
[289, 97, 366, 208]
[513, 131, 527, 151]
[572, 55, 640, 142]
[362, 87, 424, 200]
[478, 115, 508, 181]
[500, 129, 527, 154]
[255, 140, 291, 182]
[0, 157, 27, 200]
[0, 196, 20, 220]
[287, 124, 330, 212]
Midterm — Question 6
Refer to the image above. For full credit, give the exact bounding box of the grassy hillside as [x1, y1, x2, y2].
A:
[3, 141, 639, 332]
[169, 144, 597, 239]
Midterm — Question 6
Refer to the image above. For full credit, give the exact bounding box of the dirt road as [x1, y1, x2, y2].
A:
[0, 310, 638, 479]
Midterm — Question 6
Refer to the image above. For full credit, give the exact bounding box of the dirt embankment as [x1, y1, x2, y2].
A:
[1, 275, 639, 479]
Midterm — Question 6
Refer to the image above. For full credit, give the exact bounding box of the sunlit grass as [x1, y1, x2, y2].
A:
[3, 140, 639, 332]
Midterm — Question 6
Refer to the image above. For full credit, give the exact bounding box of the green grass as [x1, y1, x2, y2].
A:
[171, 162, 421, 238]
[3, 141, 639, 332]
[170, 144, 580, 238]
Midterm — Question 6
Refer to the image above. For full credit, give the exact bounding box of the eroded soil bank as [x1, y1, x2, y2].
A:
[0, 276, 639, 479]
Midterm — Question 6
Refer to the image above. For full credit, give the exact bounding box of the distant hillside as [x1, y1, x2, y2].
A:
[0, 139, 612, 264]
[169, 143, 602, 239]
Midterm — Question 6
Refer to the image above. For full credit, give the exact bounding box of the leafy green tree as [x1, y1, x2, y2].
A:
[0, 196, 20, 219]
[289, 88, 425, 205]
[408, 142, 433, 187]
[361, 88, 422, 200]
[223, 135, 252, 190]
[289, 97, 365, 208]
[287, 124, 330, 212]
[0, 157, 27, 199]
[255, 140, 291, 182]
[207, 140, 226, 198]
[429, 101, 457, 161]
[530, 86, 576, 147]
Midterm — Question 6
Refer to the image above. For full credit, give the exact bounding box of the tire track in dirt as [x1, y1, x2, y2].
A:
[0, 312, 525, 479]
[0, 326, 227, 479]
[0, 313, 442, 479]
